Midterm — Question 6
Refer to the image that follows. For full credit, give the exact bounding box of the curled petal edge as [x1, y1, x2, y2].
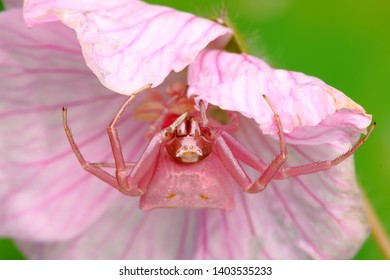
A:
[23, 0, 232, 95]
[188, 49, 372, 145]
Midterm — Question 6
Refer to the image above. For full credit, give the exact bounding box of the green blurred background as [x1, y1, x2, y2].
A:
[0, 0, 389, 259]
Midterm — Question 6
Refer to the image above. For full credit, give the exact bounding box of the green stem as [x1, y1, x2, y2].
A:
[216, 9, 249, 54]
[363, 192, 390, 259]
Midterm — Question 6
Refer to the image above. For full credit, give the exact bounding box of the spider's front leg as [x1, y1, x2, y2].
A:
[214, 95, 287, 193]
[216, 97, 375, 193]
[106, 83, 164, 196]
[271, 121, 376, 179]
[245, 95, 288, 192]
[62, 108, 121, 190]
[63, 84, 162, 196]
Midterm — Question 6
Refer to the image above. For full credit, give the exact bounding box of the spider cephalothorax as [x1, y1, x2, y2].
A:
[164, 116, 213, 163]
[63, 84, 375, 211]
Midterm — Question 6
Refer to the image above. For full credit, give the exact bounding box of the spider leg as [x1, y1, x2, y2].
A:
[212, 95, 287, 193]
[273, 122, 376, 179]
[92, 162, 136, 169]
[62, 108, 120, 189]
[123, 112, 189, 193]
[215, 95, 288, 193]
[221, 107, 376, 192]
[107, 84, 157, 195]
[220, 131, 269, 172]
[214, 136, 252, 191]
[218, 128, 286, 193]
[243, 95, 288, 193]
[199, 100, 209, 126]
[215, 129, 285, 193]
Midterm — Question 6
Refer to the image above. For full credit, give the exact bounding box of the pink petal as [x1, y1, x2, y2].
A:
[227, 117, 369, 259]
[188, 49, 371, 136]
[16, 197, 255, 259]
[185, 50, 370, 258]
[11, 120, 369, 259]
[16, 126, 369, 260]
[23, 0, 58, 26]
[13, 128, 368, 259]
[24, 0, 232, 95]
[16, 198, 196, 259]
[0, 9, 149, 241]
[6, 7, 370, 259]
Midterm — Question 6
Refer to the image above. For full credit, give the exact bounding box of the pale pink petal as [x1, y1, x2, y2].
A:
[16, 127, 369, 260]
[186, 50, 371, 259]
[220, 117, 369, 259]
[15, 196, 259, 259]
[12, 120, 369, 259]
[16, 198, 195, 259]
[0, 9, 149, 241]
[23, 0, 58, 25]
[188, 49, 371, 136]
[7, 4, 370, 259]
[23, 1, 131, 26]
[24, 0, 232, 95]
[54, 0, 232, 95]
[8, 36, 370, 257]
[13, 122, 368, 259]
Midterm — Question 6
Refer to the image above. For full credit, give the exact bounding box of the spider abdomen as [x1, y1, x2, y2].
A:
[139, 149, 235, 211]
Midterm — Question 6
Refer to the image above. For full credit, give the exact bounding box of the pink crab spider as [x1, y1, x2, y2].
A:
[62, 84, 375, 211]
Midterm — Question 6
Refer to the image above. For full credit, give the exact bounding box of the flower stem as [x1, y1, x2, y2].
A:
[215, 9, 249, 54]
[363, 192, 390, 259]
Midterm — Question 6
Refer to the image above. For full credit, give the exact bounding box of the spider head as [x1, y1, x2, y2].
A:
[164, 116, 213, 163]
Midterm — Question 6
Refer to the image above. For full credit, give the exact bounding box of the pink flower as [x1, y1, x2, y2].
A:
[0, 0, 373, 259]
